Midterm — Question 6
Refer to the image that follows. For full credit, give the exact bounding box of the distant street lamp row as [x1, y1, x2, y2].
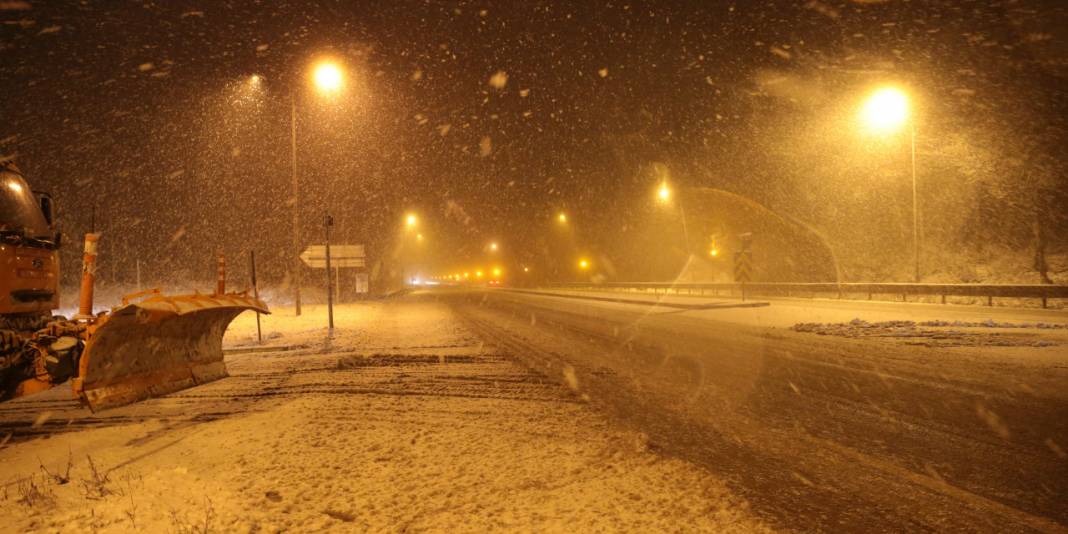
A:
[407, 86, 915, 286]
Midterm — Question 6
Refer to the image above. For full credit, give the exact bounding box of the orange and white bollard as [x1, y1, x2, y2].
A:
[77, 233, 100, 318]
[216, 253, 226, 295]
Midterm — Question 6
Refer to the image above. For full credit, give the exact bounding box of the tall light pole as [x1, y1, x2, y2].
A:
[290, 94, 301, 315]
[860, 86, 919, 282]
[289, 59, 346, 316]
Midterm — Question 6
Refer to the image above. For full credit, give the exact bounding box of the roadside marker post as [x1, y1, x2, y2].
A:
[215, 253, 226, 295]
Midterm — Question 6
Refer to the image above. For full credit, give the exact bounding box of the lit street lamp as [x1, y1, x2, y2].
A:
[287, 58, 347, 316]
[655, 180, 691, 254]
[313, 62, 343, 93]
[657, 182, 671, 202]
[860, 86, 920, 282]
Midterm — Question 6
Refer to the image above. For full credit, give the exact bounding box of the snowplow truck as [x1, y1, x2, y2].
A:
[0, 160, 267, 410]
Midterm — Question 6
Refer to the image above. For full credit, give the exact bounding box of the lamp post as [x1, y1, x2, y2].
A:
[860, 87, 920, 282]
[656, 181, 691, 253]
[289, 59, 346, 316]
[290, 95, 301, 315]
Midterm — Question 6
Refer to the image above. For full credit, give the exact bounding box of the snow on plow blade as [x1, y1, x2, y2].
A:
[73, 293, 268, 411]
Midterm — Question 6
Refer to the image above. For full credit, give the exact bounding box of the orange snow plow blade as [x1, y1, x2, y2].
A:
[72, 292, 268, 411]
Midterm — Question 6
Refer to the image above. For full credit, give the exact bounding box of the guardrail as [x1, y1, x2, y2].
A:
[548, 282, 1068, 309]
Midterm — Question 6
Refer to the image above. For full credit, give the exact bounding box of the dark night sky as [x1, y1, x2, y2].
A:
[2, 0, 1066, 288]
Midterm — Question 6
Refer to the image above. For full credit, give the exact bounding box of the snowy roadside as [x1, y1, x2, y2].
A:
[0, 297, 769, 533]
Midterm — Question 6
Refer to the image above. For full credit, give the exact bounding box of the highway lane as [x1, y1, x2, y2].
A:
[503, 287, 1068, 328]
[441, 288, 1068, 532]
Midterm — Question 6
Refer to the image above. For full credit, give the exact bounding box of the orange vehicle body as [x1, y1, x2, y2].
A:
[0, 243, 60, 316]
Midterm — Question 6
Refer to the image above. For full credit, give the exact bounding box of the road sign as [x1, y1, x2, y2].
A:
[734, 251, 752, 283]
[355, 272, 369, 294]
[734, 233, 753, 283]
[301, 244, 365, 268]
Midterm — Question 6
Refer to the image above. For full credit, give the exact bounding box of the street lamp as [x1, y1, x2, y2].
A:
[657, 182, 671, 202]
[557, 212, 568, 224]
[654, 180, 690, 254]
[287, 58, 348, 316]
[578, 258, 590, 270]
[860, 86, 920, 282]
[861, 87, 908, 132]
[489, 242, 499, 252]
[312, 62, 343, 93]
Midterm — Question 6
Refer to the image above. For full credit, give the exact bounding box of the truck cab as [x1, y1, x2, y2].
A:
[0, 161, 60, 319]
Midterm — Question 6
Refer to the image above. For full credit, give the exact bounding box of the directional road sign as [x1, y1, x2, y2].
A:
[734, 251, 752, 283]
[734, 232, 753, 283]
[301, 244, 366, 268]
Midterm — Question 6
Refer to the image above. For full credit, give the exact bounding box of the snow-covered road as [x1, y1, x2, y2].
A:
[445, 288, 1068, 532]
[0, 297, 768, 533]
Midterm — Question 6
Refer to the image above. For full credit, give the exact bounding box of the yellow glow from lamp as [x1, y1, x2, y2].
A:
[312, 61, 343, 93]
[860, 87, 909, 132]
[657, 183, 671, 202]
